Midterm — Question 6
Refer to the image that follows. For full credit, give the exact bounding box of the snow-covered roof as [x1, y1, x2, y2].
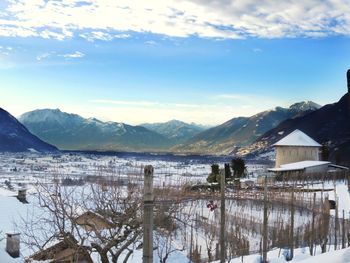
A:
[269, 160, 330, 172]
[329, 164, 349, 170]
[273, 129, 321, 147]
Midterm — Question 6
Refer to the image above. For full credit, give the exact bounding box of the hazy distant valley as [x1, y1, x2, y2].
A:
[1, 92, 349, 166]
[14, 101, 319, 153]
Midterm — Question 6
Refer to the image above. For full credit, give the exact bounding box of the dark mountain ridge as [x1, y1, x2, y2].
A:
[0, 108, 57, 152]
[172, 101, 320, 154]
[240, 93, 350, 165]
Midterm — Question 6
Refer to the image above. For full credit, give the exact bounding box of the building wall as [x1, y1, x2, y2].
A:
[276, 164, 328, 177]
[305, 164, 328, 174]
[275, 146, 319, 167]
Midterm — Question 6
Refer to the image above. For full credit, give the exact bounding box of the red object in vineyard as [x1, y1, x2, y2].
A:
[207, 200, 218, 211]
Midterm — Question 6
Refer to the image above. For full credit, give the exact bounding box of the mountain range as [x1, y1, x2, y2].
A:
[2, 97, 348, 164]
[171, 101, 320, 154]
[0, 108, 57, 152]
[238, 93, 350, 165]
[141, 120, 207, 144]
[19, 109, 172, 151]
[15, 101, 320, 153]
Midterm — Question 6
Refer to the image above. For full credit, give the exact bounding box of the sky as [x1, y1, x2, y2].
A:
[0, 0, 350, 125]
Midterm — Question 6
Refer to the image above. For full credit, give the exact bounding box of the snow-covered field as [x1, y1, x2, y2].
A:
[213, 246, 350, 263]
[0, 152, 270, 189]
[0, 152, 349, 262]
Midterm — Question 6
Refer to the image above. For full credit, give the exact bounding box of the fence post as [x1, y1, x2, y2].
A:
[289, 183, 295, 260]
[310, 192, 316, 255]
[335, 195, 339, 251]
[262, 174, 268, 263]
[220, 169, 226, 263]
[143, 165, 154, 263]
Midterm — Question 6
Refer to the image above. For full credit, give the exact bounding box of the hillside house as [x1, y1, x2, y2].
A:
[273, 129, 321, 168]
[268, 129, 348, 175]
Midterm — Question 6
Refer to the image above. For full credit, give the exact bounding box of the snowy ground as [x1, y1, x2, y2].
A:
[213, 246, 350, 263]
[0, 152, 349, 262]
[0, 152, 270, 191]
[0, 189, 36, 262]
[0, 187, 190, 263]
[309, 181, 350, 219]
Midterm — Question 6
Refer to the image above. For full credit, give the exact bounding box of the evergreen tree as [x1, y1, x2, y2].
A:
[224, 163, 232, 180]
[207, 164, 220, 183]
[321, 142, 330, 161]
[231, 158, 247, 178]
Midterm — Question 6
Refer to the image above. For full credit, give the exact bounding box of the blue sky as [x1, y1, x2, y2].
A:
[1, 0, 350, 125]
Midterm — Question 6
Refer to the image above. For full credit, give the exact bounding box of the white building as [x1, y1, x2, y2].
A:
[268, 129, 347, 174]
[273, 129, 321, 168]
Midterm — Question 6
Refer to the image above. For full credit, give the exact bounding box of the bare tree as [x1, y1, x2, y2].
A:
[155, 204, 185, 262]
[20, 181, 143, 263]
[203, 218, 218, 262]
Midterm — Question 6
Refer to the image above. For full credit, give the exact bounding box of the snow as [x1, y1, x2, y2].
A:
[0, 187, 16, 197]
[0, 248, 22, 263]
[0, 186, 191, 263]
[0, 193, 34, 262]
[327, 183, 350, 218]
[269, 161, 331, 172]
[27, 148, 39, 153]
[330, 164, 349, 170]
[213, 247, 350, 263]
[273, 130, 321, 147]
[256, 150, 275, 160]
[0, 152, 349, 262]
[297, 247, 350, 263]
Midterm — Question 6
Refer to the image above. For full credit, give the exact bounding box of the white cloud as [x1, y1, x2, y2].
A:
[0, 0, 349, 40]
[80, 31, 113, 42]
[36, 51, 85, 61]
[0, 45, 15, 56]
[114, 33, 130, 39]
[61, 51, 85, 58]
[144, 40, 158, 46]
[40, 29, 70, 41]
[172, 103, 202, 108]
[36, 52, 51, 61]
[215, 94, 251, 101]
[80, 31, 130, 41]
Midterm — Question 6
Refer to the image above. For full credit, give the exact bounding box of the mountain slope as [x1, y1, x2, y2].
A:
[0, 108, 57, 152]
[173, 101, 320, 154]
[141, 120, 206, 144]
[19, 109, 171, 151]
[240, 94, 350, 164]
